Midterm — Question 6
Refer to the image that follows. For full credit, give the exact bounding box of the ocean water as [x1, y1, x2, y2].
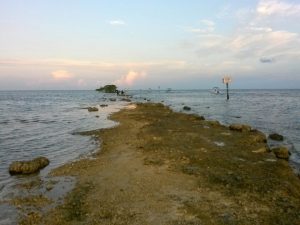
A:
[0, 89, 299, 223]
[130, 89, 300, 172]
[0, 91, 127, 200]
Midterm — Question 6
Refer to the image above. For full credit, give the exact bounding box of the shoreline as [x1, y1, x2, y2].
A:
[14, 103, 300, 224]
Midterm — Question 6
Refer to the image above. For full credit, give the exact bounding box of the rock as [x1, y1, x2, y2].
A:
[229, 124, 252, 132]
[109, 98, 116, 102]
[100, 104, 108, 107]
[248, 131, 267, 143]
[183, 106, 191, 111]
[46, 184, 54, 191]
[88, 107, 98, 112]
[9, 157, 50, 175]
[272, 146, 290, 160]
[121, 98, 131, 102]
[269, 133, 284, 141]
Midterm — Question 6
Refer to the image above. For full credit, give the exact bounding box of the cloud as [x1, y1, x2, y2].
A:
[193, 28, 300, 67]
[109, 20, 126, 26]
[257, 0, 300, 17]
[184, 0, 300, 74]
[51, 70, 73, 80]
[115, 70, 146, 87]
[260, 57, 276, 63]
[185, 19, 215, 34]
[248, 26, 273, 32]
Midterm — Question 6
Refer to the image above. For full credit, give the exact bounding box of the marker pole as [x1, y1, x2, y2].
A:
[226, 83, 229, 100]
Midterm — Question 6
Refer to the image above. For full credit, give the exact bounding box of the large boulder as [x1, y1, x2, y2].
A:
[269, 133, 284, 141]
[272, 146, 290, 160]
[9, 157, 50, 175]
[229, 124, 252, 132]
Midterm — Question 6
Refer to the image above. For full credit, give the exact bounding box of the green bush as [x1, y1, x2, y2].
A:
[96, 84, 117, 93]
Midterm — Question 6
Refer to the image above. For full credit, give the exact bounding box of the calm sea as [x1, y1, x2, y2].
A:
[0, 91, 126, 203]
[0, 89, 299, 224]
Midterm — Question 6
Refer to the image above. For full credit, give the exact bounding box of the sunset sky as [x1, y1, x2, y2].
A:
[0, 0, 300, 90]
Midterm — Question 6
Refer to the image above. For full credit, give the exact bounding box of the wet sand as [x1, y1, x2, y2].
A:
[17, 103, 300, 225]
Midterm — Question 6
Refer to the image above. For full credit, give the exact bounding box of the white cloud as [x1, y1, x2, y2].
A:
[193, 28, 300, 64]
[184, 0, 300, 75]
[248, 26, 273, 32]
[257, 0, 300, 17]
[51, 70, 73, 80]
[185, 19, 215, 34]
[109, 20, 126, 26]
[115, 70, 146, 87]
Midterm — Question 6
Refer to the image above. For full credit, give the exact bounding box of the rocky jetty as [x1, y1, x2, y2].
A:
[9, 157, 49, 175]
[15, 103, 300, 225]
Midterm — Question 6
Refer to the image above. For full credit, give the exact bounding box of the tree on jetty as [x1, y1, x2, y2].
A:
[96, 84, 117, 93]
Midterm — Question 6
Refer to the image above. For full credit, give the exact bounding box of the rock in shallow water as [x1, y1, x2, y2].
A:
[88, 107, 98, 112]
[9, 157, 50, 175]
[269, 133, 284, 141]
[183, 106, 191, 111]
[272, 146, 290, 160]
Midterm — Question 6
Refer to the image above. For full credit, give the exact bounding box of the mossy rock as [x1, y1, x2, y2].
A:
[9, 157, 50, 175]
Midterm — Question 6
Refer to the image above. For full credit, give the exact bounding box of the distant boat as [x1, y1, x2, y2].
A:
[211, 87, 220, 94]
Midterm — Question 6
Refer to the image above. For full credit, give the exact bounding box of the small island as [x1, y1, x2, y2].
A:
[96, 84, 117, 93]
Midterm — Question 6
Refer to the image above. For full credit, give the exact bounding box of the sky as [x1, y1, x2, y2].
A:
[0, 0, 300, 90]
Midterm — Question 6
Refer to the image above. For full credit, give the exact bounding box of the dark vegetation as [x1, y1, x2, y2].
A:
[96, 84, 117, 93]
